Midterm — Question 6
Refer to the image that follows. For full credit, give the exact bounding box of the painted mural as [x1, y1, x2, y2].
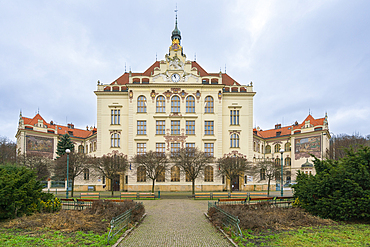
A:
[26, 136, 53, 157]
[294, 136, 321, 160]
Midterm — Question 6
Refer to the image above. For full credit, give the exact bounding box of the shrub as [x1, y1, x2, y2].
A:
[293, 146, 370, 221]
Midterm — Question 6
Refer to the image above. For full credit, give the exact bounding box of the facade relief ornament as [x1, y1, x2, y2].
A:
[163, 133, 188, 151]
[195, 90, 201, 102]
[151, 90, 158, 102]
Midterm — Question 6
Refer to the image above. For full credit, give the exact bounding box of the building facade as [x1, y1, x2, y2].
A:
[16, 20, 330, 192]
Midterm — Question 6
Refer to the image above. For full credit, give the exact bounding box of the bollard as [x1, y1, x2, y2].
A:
[158, 190, 160, 199]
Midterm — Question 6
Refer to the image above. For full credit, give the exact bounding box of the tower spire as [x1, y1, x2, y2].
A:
[171, 6, 181, 42]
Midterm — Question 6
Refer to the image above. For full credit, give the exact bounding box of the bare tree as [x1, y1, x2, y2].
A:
[250, 160, 282, 196]
[91, 151, 128, 196]
[0, 136, 16, 165]
[132, 150, 169, 193]
[22, 153, 51, 180]
[54, 152, 88, 197]
[171, 147, 213, 195]
[217, 152, 250, 192]
[328, 133, 369, 160]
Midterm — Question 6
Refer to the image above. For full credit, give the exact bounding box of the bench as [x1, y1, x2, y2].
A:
[218, 198, 247, 202]
[212, 193, 229, 199]
[194, 193, 211, 199]
[106, 199, 133, 203]
[137, 192, 155, 199]
[120, 192, 137, 199]
[249, 192, 268, 197]
[230, 193, 249, 198]
[80, 192, 100, 199]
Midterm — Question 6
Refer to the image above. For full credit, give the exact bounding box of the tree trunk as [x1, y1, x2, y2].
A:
[192, 180, 195, 195]
[152, 179, 155, 193]
[111, 179, 114, 197]
[267, 178, 271, 196]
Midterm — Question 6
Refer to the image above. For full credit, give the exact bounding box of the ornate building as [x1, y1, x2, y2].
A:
[16, 18, 330, 192]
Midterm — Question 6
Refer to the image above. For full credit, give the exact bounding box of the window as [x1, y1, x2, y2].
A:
[137, 166, 146, 182]
[156, 96, 165, 113]
[285, 142, 291, 152]
[244, 175, 247, 184]
[78, 145, 84, 153]
[111, 109, 120, 125]
[258, 144, 260, 153]
[230, 110, 239, 125]
[186, 120, 195, 135]
[265, 145, 271, 154]
[156, 143, 165, 155]
[137, 143, 146, 155]
[156, 166, 165, 182]
[186, 96, 195, 113]
[90, 143, 93, 153]
[204, 165, 214, 182]
[171, 143, 180, 155]
[230, 134, 239, 147]
[260, 168, 266, 180]
[222, 175, 225, 184]
[274, 144, 281, 153]
[275, 158, 280, 165]
[171, 166, 180, 182]
[204, 143, 214, 156]
[125, 175, 128, 184]
[137, 121, 146, 135]
[285, 157, 291, 166]
[171, 120, 180, 135]
[156, 120, 165, 135]
[137, 96, 146, 113]
[186, 167, 194, 182]
[102, 176, 105, 184]
[86, 145, 88, 153]
[204, 121, 214, 135]
[171, 95, 180, 113]
[111, 133, 120, 147]
[204, 96, 214, 113]
[93, 142, 97, 152]
[84, 169, 89, 180]
[186, 143, 195, 148]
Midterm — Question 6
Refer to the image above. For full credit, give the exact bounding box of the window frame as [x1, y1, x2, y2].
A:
[186, 120, 195, 135]
[204, 96, 214, 113]
[171, 120, 180, 135]
[156, 95, 166, 113]
[171, 95, 180, 113]
[186, 96, 195, 113]
[137, 96, 147, 113]
[204, 121, 214, 135]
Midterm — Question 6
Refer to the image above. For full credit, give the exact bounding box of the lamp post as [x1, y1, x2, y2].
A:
[280, 148, 284, 197]
[65, 149, 71, 199]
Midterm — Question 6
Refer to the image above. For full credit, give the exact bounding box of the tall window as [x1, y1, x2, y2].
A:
[93, 142, 97, 151]
[171, 143, 180, 155]
[204, 96, 214, 113]
[171, 166, 180, 182]
[84, 168, 89, 180]
[285, 142, 291, 152]
[171, 120, 180, 135]
[204, 121, 214, 135]
[204, 143, 214, 156]
[137, 143, 146, 155]
[137, 96, 146, 113]
[156, 96, 165, 113]
[137, 121, 146, 135]
[78, 145, 84, 153]
[111, 133, 120, 147]
[186, 96, 195, 113]
[156, 143, 165, 155]
[230, 134, 239, 148]
[260, 168, 266, 180]
[275, 158, 280, 165]
[265, 145, 271, 154]
[274, 144, 281, 153]
[204, 165, 214, 182]
[137, 166, 146, 182]
[186, 120, 195, 135]
[156, 120, 165, 135]
[171, 95, 180, 113]
[186, 143, 195, 148]
[285, 157, 291, 166]
[111, 109, 120, 125]
[230, 110, 239, 125]
[156, 166, 165, 182]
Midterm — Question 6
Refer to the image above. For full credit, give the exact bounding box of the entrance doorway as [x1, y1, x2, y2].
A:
[231, 177, 239, 191]
[112, 175, 120, 191]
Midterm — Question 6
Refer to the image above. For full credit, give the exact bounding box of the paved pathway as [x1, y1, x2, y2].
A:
[120, 199, 231, 247]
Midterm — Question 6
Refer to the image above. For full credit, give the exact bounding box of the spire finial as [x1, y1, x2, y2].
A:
[171, 5, 181, 42]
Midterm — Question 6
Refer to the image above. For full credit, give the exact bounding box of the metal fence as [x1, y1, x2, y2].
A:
[107, 203, 143, 245]
[208, 202, 243, 239]
[61, 199, 94, 210]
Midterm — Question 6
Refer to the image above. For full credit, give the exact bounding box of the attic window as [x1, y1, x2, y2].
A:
[294, 130, 301, 134]
[68, 131, 73, 136]
[25, 126, 33, 130]
[276, 131, 281, 137]
[202, 79, 209, 84]
[47, 130, 54, 134]
[58, 127, 62, 130]
[314, 127, 322, 131]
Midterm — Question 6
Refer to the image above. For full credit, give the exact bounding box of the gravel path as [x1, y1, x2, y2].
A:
[120, 199, 231, 247]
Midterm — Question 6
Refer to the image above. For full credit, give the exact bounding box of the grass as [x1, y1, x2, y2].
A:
[0, 228, 120, 247]
[232, 223, 370, 246]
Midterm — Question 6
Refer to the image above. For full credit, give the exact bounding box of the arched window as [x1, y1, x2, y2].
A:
[137, 166, 146, 182]
[186, 96, 195, 113]
[230, 134, 239, 147]
[285, 157, 291, 166]
[156, 96, 165, 113]
[171, 166, 180, 182]
[258, 144, 260, 153]
[260, 168, 266, 180]
[171, 96, 180, 113]
[111, 133, 120, 147]
[275, 158, 280, 165]
[274, 144, 281, 153]
[204, 165, 214, 182]
[253, 142, 256, 152]
[204, 96, 214, 113]
[78, 145, 84, 153]
[265, 145, 271, 154]
[83, 168, 89, 180]
[156, 166, 165, 182]
[285, 142, 291, 152]
[137, 96, 146, 113]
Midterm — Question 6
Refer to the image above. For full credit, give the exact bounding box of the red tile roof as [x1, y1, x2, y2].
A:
[254, 115, 325, 139]
[21, 114, 95, 139]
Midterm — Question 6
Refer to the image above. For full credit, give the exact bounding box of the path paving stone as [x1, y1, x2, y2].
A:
[120, 199, 231, 247]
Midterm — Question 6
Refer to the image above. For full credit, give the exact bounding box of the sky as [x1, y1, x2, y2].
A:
[1, 0, 370, 141]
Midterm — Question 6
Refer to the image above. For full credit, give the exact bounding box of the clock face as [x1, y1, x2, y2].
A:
[171, 73, 180, 82]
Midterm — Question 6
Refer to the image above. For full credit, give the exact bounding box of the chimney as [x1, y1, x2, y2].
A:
[50, 121, 54, 125]
[275, 124, 281, 129]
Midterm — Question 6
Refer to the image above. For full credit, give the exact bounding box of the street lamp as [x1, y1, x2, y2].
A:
[280, 148, 284, 197]
[65, 149, 71, 199]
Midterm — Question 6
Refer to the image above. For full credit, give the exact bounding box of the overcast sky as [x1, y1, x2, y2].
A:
[1, 0, 369, 141]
